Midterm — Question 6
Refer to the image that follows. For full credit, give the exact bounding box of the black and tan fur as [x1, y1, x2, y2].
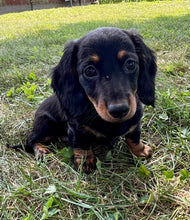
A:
[11, 27, 157, 174]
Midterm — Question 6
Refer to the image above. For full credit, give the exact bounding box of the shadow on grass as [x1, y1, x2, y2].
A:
[0, 14, 189, 92]
[1, 13, 189, 54]
[1, 13, 189, 78]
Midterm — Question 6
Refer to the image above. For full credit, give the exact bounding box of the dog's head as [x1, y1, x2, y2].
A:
[52, 27, 157, 122]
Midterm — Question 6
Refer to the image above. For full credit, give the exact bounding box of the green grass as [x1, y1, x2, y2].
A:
[0, 1, 190, 219]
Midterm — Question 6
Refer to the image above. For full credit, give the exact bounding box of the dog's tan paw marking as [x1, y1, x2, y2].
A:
[73, 149, 97, 174]
[141, 144, 153, 158]
[34, 143, 51, 160]
[126, 139, 153, 158]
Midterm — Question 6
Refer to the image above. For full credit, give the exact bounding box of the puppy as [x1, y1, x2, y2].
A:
[11, 27, 157, 174]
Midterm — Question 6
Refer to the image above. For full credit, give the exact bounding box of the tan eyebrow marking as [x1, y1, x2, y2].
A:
[89, 54, 100, 63]
[117, 50, 127, 59]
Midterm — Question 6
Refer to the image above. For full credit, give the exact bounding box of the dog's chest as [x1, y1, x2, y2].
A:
[84, 117, 129, 138]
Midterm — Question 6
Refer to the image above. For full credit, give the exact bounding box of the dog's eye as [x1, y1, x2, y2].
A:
[125, 59, 136, 71]
[84, 66, 97, 78]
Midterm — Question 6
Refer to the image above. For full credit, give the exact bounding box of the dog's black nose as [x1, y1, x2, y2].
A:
[108, 103, 129, 119]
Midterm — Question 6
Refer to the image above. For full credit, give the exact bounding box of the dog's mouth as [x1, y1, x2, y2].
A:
[88, 95, 137, 123]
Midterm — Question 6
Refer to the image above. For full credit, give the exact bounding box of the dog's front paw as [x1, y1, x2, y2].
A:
[34, 143, 51, 160]
[141, 144, 153, 158]
[126, 139, 153, 159]
[73, 149, 97, 174]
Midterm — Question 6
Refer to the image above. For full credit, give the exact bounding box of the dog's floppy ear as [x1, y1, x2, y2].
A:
[51, 40, 88, 117]
[126, 29, 157, 106]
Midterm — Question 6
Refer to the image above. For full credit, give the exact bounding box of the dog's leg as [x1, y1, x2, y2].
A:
[25, 108, 67, 159]
[33, 143, 51, 160]
[126, 139, 153, 158]
[73, 149, 97, 174]
[125, 124, 153, 158]
[68, 123, 97, 174]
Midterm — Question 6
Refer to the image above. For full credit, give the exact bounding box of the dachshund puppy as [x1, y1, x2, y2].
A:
[12, 27, 157, 173]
